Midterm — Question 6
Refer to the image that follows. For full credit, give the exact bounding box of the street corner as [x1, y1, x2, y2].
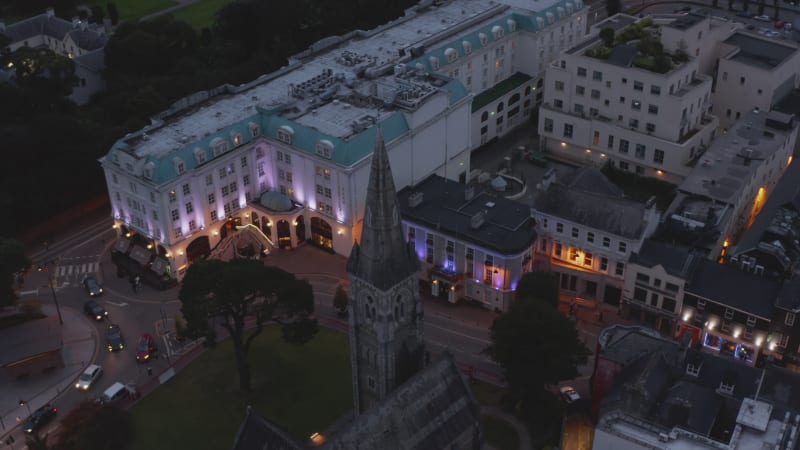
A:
[162, 332, 198, 358]
[154, 318, 175, 337]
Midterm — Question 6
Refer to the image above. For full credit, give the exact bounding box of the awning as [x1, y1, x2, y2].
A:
[114, 239, 131, 253]
[129, 246, 152, 266]
[150, 257, 170, 275]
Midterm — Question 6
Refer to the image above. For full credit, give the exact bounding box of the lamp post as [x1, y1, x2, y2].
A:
[37, 264, 64, 325]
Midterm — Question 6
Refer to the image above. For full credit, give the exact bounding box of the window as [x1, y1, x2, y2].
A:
[651, 85, 661, 95]
[650, 293, 659, 306]
[746, 316, 757, 327]
[592, 70, 602, 81]
[607, 135, 614, 149]
[574, 104, 584, 114]
[629, 118, 639, 129]
[554, 242, 563, 258]
[686, 363, 700, 377]
[619, 139, 629, 154]
[544, 118, 554, 132]
[636, 166, 644, 175]
[615, 262, 624, 276]
[633, 81, 643, 91]
[285, 154, 292, 164]
[169, 191, 177, 202]
[618, 242, 627, 253]
[591, 89, 600, 99]
[171, 209, 179, 221]
[219, 167, 227, 179]
[556, 223, 564, 233]
[584, 252, 593, 267]
[189, 220, 197, 231]
[665, 282, 679, 292]
[786, 312, 796, 327]
[602, 237, 610, 247]
[587, 232, 595, 243]
[633, 287, 648, 302]
[182, 184, 190, 195]
[600, 257, 608, 272]
[185, 202, 194, 214]
[208, 193, 216, 204]
[662, 298, 676, 313]
[229, 182, 238, 193]
[205, 174, 213, 186]
[619, 161, 629, 171]
[572, 227, 579, 238]
[243, 175, 250, 186]
[619, 96, 625, 104]
[646, 123, 656, 133]
[563, 124, 573, 138]
[277, 126, 294, 144]
[631, 100, 641, 111]
[636, 273, 650, 283]
[724, 308, 734, 320]
[222, 185, 230, 196]
[257, 164, 265, 177]
[240, 156, 248, 167]
[555, 81, 565, 91]
[554, 99, 563, 108]
[575, 85, 585, 95]
[654, 149, 664, 164]
[577, 67, 587, 77]
[697, 299, 706, 310]
[635, 144, 646, 159]
[648, 104, 659, 114]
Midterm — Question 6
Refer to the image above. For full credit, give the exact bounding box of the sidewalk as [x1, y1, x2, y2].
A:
[0, 304, 96, 440]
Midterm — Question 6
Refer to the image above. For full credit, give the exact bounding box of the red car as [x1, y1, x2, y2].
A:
[135, 333, 157, 362]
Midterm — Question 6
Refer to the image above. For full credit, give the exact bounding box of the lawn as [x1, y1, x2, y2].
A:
[169, 0, 235, 29]
[83, 0, 177, 21]
[129, 326, 353, 450]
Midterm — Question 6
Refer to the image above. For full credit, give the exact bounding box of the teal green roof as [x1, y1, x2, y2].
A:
[106, 111, 410, 185]
[471, 72, 532, 112]
[444, 78, 469, 105]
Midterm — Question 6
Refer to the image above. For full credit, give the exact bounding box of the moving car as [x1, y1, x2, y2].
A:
[83, 275, 103, 297]
[22, 404, 57, 434]
[775, 20, 786, 29]
[135, 333, 157, 362]
[75, 364, 103, 390]
[100, 382, 133, 404]
[83, 300, 108, 321]
[754, 14, 771, 21]
[560, 386, 581, 404]
[673, 5, 691, 13]
[107, 324, 124, 352]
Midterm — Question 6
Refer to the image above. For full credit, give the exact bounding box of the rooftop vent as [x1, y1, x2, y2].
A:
[465, 186, 475, 201]
[470, 210, 487, 229]
[485, 202, 496, 208]
[408, 192, 423, 208]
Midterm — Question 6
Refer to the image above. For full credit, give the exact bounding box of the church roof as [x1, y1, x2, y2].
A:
[231, 406, 303, 450]
[346, 128, 420, 291]
[322, 353, 481, 450]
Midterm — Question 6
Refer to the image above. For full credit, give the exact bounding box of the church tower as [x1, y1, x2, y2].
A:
[346, 128, 425, 416]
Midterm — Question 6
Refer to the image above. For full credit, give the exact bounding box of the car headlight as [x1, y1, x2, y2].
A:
[99, 288, 103, 293]
[104, 311, 108, 315]
[144, 354, 149, 360]
[75, 383, 80, 388]
[96, 315, 102, 320]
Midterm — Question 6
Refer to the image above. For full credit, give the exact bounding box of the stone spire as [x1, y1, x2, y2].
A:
[346, 128, 419, 291]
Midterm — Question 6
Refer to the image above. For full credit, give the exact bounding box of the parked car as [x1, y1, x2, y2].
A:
[673, 5, 691, 13]
[775, 20, 786, 28]
[99, 382, 133, 404]
[83, 300, 108, 321]
[135, 333, 158, 362]
[754, 14, 771, 21]
[736, 10, 753, 18]
[22, 404, 57, 434]
[107, 324, 124, 352]
[83, 275, 103, 297]
[560, 386, 581, 404]
[75, 364, 103, 390]
[785, 22, 793, 31]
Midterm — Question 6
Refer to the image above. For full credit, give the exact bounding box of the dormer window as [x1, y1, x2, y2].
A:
[445, 48, 458, 63]
[249, 122, 261, 138]
[558, 6, 565, 19]
[462, 41, 472, 54]
[211, 137, 228, 157]
[536, 16, 545, 29]
[429, 56, 440, 70]
[719, 382, 734, 395]
[143, 162, 155, 179]
[492, 25, 505, 40]
[686, 363, 701, 377]
[566, 2, 574, 14]
[507, 19, 517, 32]
[546, 12, 555, 24]
[479, 33, 488, 46]
[315, 140, 334, 159]
[277, 125, 294, 144]
[194, 148, 207, 165]
[173, 157, 186, 175]
[232, 132, 242, 146]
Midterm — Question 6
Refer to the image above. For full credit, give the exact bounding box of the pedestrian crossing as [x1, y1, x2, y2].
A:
[54, 261, 100, 283]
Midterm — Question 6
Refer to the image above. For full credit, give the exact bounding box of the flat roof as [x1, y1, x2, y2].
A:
[723, 32, 798, 70]
[678, 110, 795, 205]
[397, 174, 537, 254]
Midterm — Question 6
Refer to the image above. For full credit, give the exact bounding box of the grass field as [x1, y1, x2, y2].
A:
[84, 0, 177, 21]
[129, 327, 352, 450]
[170, 0, 234, 29]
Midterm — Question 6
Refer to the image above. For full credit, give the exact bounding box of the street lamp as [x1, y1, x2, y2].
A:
[18, 400, 31, 416]
[37, 264, 64, 325]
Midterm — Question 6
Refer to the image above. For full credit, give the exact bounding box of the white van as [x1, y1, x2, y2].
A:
[100, 382, 132, 404]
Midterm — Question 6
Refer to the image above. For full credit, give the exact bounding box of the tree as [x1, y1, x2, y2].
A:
[485, 298, 590, 413]
[107, 2, 119, 25]
[728, 0, 734, 10]
[55, 401, 132, 450]
[599, 27, 615, 47]
[515, 272, 558, 308]
[712, 0, 719, 8]
[773, 0, 780, 19]
[757, 0, 765, 15]
[89, 5, 105, 24]
[333, 284, 348, 316]
[0, 47, 77, 98]
[179, 259, 316, 391]
[0, 238, 30, 308]
[606, 0, 622, 16]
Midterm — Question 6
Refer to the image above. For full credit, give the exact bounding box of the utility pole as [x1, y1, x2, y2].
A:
[38, 264, 63, 325]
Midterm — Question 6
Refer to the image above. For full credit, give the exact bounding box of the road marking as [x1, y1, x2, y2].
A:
[426, 322, 491, 344]
[106, 300, 128, 307]
[18, 289, 39, 296]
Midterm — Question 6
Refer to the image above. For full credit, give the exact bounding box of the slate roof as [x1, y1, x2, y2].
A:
[598, 325, 677, 366]
[397, 174, 538, 254]
[1, 13, 105, 49]
[67, 27, 107, 51]
[322, 353, 481, 450]
[0, 316, 61, 366]
[73, 48, 105, 72]
[661, 381, 721, 434]
[231, 406, 303, 450]
[533, 168, 649, 239]
[776, 277, 800, 311]
[629, 239, 698, 278]
[685, 259, 780, 319]
[683, 349, 761, 399]
[758, 365, 800, 419]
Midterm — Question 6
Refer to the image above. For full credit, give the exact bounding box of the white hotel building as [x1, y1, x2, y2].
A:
[100, 0, 587, 280]
[538, 14, 719, 184]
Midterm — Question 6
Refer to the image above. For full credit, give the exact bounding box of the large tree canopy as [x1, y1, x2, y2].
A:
[54, 401, 132, 450]
[179, 259, 317, 391]
[0, 238, 30, 308]
[485, 297, 590, 409]
[515, 271, 559, 308]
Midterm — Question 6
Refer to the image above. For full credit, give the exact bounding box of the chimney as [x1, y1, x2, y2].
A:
[71, 17, 80, 27]
[464, 186, 475, 201]
[45, 8, 55, 17]
[470, 210, 486, 229]
[80, 21, 87, 31]
[408, 191, 423, 208]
